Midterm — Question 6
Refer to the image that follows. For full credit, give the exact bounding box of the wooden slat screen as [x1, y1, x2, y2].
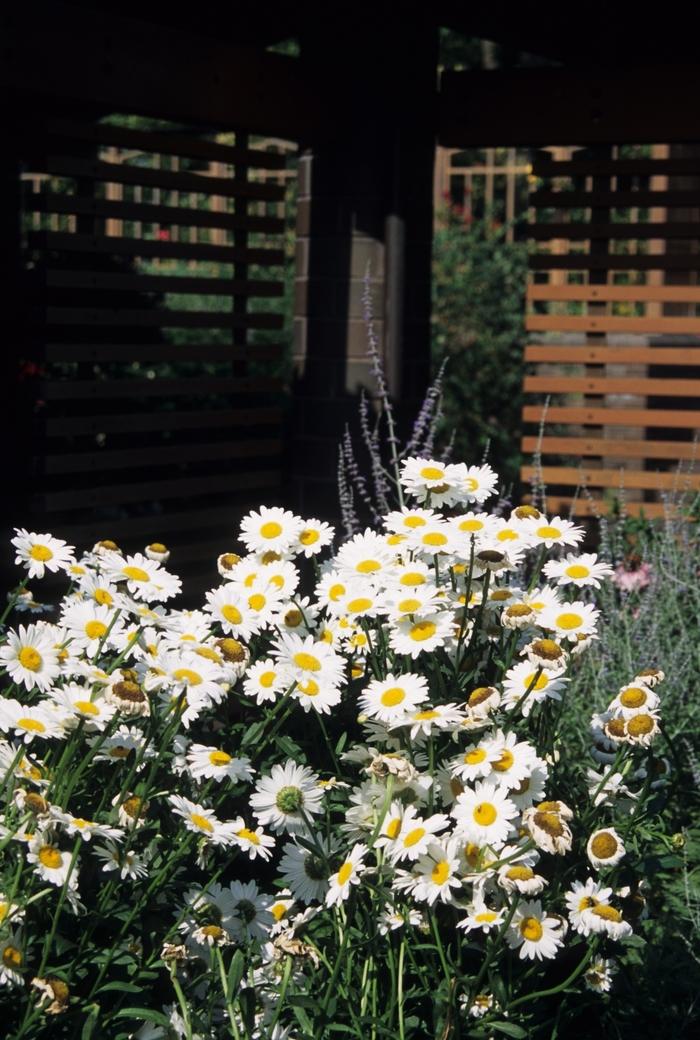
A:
[17, 115, 294, 575]
[522, 144, 700, 517]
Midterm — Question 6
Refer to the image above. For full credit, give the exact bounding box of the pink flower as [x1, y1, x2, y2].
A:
[612, 562, 652, 594]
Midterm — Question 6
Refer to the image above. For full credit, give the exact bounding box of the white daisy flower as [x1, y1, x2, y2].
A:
[12, 529, 74, 579]
[91, 725, 154, 767]
[243, 658, 287, 705]
[378, 904, 423, 934]
[250, 761, 324, 834]
[623, 710, 661, 747]
[272, 633, 345, 691]
[388, 611, 453, 658]
[406, 838, 463, 905]
[227, 819, 276, 861]
[279, 837, 333, 904]
[507, 763, 549, 811]
[358, 672, 428, 723]
[384, 506, 441, 535]
[584, 957, 618, 993]
[565, 878, 614, 935]
[390, 808, 450, 863]
[448, 510, 496, 541]
[226, 880, 275, 942]
[484, 730, 541, 788]
[0, 699, 66, 743]
[0, 624, 61, 692]
[93, 841, 149, 880]
[27, 837, 79, 888]
[381, 586, 442, 622]
[49, 810, 123, 843]
[587, 828, 626, 871]
[326, 581, 384, 621]
[498, 862, 547, 896]
[523, 515, 584, 548]
[186, 744, 254, 784]
[60, 601, 123, 656]
[508, 900, 566, 960]
[448, 739, 500, 783]
[586, 903, 633, 941]
[292, 518, 335, 558]
[272, 597, 319, 635]
[501, 661, 568, 717]
[543, 552, 613, 588]
[335, 529, 399, 585]
[609, 683, 659, 718]
[393, 703, 465, 740]
[406, 519, 456, 556]
[458, 901, 507, 933]
[326, 843, 368, 906]
[539, 601, 599, 642]
[168, 796, 235, 846]
[458, 463, 499, 505]
[0, 932, 25, 987]
[399, 457, 464, 507]
[452, 780, 518, 847]
[239, 507, 303, 555]
[48, 684, 117, 731]
[105, 553, 181, 602]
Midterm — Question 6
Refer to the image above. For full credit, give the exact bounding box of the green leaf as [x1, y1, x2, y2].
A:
[288, 995, 319, 1009]
[239, 988, 256, 1034]
[291, 1005, 313, 1032]
[226, 949, 245, 995]
[490, 1023, 528, 1038]
[81, 1003, 101, 1040]
[97, 981, 144, 995]
[115, 1008, 172, 1027]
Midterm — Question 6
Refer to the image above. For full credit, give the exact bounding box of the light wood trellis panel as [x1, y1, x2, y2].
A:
[17, 116, 293, 577]
[522, 145, 700, 518]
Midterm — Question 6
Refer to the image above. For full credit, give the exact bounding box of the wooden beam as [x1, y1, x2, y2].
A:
[439, 65, 700, 147]
[1, 2, 323, 140]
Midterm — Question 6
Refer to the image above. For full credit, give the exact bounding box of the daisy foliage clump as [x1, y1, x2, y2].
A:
[0, 470, 673, 1039]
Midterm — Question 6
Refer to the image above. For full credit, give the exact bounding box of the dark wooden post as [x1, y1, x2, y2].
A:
[289, 14, 437, 519]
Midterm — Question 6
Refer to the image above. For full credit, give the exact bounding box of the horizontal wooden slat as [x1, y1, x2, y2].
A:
[42, 376, 281, 400]
[531, 156, 700, 178]
[38, 469, 281, 511]
[527, 285, 700, 303]
[43, 343, 284, 363]
[531, 189, 700, 208]
[521, 436, 700, 461]
[525, 345, 700, 366]
[44, 270, 283, 296]
[525, 376, 700, 397]
[45, 406, 282, 437]
[529, 254, 700, 271]
[523, 405, 700, 429]
[44, 438, 282, 474]
[27, 231, 283, 265]
[522, 465, 700, 492]
[527, 496, 676, 520]
[42, 156, 285, 201]
[526, 315, 700, 334]
[528, 222, 700, 241]
[29, 193, 285, 234]
[45, 117, 289, 170]
[44, 307, 283, 330]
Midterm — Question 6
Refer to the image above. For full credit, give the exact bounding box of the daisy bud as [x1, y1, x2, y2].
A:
[145, 542, 170, 563]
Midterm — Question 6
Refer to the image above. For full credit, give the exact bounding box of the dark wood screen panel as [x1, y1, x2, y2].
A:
[15, 116, 293, 576]
[522, 144, 700, 518]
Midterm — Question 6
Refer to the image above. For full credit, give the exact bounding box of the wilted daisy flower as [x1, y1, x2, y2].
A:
[584, 957, 618, 993]
[522, 801, 573, 854]
[523, 515, 584, 549]
[508, 901, 566, 960]
[623, 711, 661, 747]
[105, 674, 151, 718]
[12, 529, 74, 579]
[0, 624, 61, 692]
[250, 761, 324, 834]
[523, 637, 567, 672]
[610, 683, 659, 718]
[498, 861, 547, 896]
[217, 551, 242, 579]
[453, 780, 518, 846]
[543, 552, 613, 588]
[186, 744, 254, 784]
[326, 843, 367, 907]
[587, 828, 626, 870]
[239, 507, 303, 555]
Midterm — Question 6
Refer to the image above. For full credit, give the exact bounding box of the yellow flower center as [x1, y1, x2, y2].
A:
[591, 904, 622, 922]
[329, 583, 345, 601]
[459, 518, 484, 532]
[209, 750, 231, 767]
[413, 709, 439, 720]
[299, 679, 319, 696]
[190, 813, 214, 833]
[337, 861, 353, 885]
[30, 544, 53, 562]
[385, 817, 402, 840]
[356, 559, 381, 574]
[536, 526, 562, 539]
[38, 846, 63, 869]
[627, 713, 654, 736]
[398, 598, 421, 613]
[380, 687, 406, 707]
[236, 827, 260, 845]
[497, 529, 519, 542]
[85, 620, 108, 640]
[519, 916, 543, 941]
[94, 588, 113, 606]
[259, 671, 277, 688]
[465, 477, 479, 491]
[403, 515, 427, 528]
[565, 564, 589, 579]
[403, 827, 426, 848]
[422, 532, 448, 547]
[18, 647, 43, 672]
[172, 668, 202, 686]
[492, 749, 515, 772]
[300, 528, 319, 545]
[347, 597, 372, 613]
[555, 612, 583, 630]
[271, 902, 288, 921]
[465, 747, 487, 765]
[222, 605, 242, 625]
[578, 896, 598, 911]
[475, 911, 497, 923]
[408, 620, 436, 642]
[2, 945, 22, 969]
[431, 860, 450, 885]
[293, 652, 322, 672]
[17, 717, 46, 733]
[400, 572, 425, 586]
[524, 672, 549, 692]
[260, 521, 283, 539]
[620, 687, 647, 708]
[122, 566, 150, 582]
[506, 865, 534, 881]
[149, 543, 167, 553]
[420, 466, 444, 480]
[590, 832, 618, 859]
[473, 803, 497, 826]
[248, 593, 266, 611]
